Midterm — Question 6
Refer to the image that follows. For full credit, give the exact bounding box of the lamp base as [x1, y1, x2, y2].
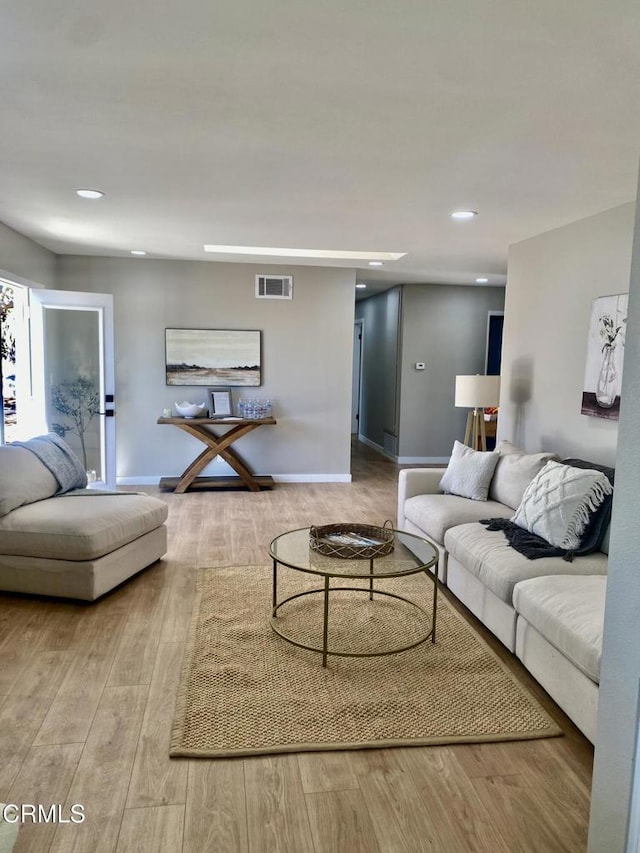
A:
[463, 408, 487, 452]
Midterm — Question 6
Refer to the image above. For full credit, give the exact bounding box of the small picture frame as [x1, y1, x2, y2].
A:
[208, 387, 233, 418]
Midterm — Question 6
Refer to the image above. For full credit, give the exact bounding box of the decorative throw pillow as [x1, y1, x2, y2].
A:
[511, 460, 613, 550]
[489, 440, 559, 510]
[439, 441, 499, 502]
[0, 445, 59, 517]
[9, 433, 87, 493]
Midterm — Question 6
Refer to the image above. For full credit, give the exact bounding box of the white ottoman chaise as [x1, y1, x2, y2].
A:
[0, 435, 168, 601]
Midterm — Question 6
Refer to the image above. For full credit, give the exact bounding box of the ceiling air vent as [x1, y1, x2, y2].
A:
[255, 275, 293, 300]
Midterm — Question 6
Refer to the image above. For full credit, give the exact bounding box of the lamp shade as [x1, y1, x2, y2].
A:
[455, 374, 500, 408]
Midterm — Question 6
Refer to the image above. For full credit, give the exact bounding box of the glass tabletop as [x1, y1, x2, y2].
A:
[269, 526, 438, 579]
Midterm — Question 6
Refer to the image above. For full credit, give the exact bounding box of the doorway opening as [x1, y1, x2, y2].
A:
[486, 311, 504, 376]
[0, 283, 116, 487]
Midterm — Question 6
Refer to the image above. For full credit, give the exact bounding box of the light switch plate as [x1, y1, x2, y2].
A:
[415, 362, 425, 370]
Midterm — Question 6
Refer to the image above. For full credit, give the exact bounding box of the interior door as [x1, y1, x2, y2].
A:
[29, 290, 116, 489]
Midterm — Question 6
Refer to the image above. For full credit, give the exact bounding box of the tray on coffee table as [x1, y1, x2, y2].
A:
[309, 521, 394, 559]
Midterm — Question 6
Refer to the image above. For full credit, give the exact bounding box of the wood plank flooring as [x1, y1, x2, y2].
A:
[0, 441, 593, 852]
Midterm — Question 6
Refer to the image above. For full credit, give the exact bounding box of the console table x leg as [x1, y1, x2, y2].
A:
[171, 422, 266, 493]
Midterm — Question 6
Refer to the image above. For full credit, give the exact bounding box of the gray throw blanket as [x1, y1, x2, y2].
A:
[12, 433, 88, 493]
[481, 458, 615, 562]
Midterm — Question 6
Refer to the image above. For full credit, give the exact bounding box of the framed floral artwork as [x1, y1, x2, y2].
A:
[581, 293, 628, 420]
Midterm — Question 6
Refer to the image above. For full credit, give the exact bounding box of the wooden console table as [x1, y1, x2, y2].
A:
[157, 416, 277, 493]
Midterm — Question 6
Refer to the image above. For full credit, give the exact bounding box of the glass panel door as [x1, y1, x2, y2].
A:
[30, 290, 116, 489]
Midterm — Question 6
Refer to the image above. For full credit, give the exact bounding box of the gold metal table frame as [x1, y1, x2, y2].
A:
[268, 527, 439, 667]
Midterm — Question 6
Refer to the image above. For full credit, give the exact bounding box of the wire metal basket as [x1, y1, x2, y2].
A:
[309, 520, 395, 559]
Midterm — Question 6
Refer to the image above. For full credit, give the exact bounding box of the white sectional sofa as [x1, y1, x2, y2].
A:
[397, 442, 610, 743]
[0, 437, 168, 600]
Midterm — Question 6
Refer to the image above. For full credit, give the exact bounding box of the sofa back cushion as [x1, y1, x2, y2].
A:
[489, 440, 559, 510]
[0, 445, 59, 517]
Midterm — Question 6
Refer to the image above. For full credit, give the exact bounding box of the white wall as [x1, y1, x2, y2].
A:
[499, 202, 635, 464]
[588, 188, 640, 852]
[0, 221, 56, 287]
[398, 283, 505, 461]
[56, 256, 355, 482]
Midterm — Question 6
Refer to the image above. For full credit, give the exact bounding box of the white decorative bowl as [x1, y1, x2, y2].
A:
[174, 401, 206, 418]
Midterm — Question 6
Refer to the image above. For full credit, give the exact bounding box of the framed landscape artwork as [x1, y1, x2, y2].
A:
[581, 293, 627, 420]
[166, 328, 261, 386]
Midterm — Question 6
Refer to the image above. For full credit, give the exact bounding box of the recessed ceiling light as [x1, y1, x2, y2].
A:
[75, 189, 104, 199]
[475, 277, 489, 283]
[130, 250, 147, 256]
[450, 210, 477, 220]
[356, 283, 367, 289]
[368, 261, 383, 267]
[203, 245, 405, 261]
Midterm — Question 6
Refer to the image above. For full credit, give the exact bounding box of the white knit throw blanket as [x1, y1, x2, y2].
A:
[511, 460, 613, 551]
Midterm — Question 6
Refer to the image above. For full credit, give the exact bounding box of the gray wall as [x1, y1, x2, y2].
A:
[588, 189, 640, 851]
[55, 256, 355, 481]
[355, 288, 401, 452]
[0, 221, 56, 287]
[398, 283, 505, 461]
[499, 202, 635, 464]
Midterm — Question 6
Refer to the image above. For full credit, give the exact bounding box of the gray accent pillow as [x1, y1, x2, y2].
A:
[439, 441, 499, 502]
[0, 445, 59, 517]
[489, 440, 559, 510]
[511, 460, 613, 550]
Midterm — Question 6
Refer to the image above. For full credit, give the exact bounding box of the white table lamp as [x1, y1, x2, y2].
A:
[455, 374, 500, 451]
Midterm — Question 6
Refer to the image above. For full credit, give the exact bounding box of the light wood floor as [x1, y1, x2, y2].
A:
[0, 441, 593, 852]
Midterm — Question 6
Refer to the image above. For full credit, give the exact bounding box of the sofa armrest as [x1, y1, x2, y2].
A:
[397, 467, 446, 528]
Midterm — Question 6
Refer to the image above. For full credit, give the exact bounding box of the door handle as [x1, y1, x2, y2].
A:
[98, 394, 115, 416]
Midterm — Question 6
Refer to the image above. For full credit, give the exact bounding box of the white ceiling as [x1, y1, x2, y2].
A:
[1, 0, 639, 297]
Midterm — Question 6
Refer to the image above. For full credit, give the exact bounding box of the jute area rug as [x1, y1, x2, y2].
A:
[170, 565, 561, 758]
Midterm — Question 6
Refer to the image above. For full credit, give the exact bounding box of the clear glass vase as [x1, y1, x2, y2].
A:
[595, 345, 617, 408]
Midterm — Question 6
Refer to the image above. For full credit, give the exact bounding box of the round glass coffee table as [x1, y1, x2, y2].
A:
[268, 526, 439, 667]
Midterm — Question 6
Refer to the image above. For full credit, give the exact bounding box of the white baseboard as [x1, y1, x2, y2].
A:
[357, 434, 393, 458]
[396, 456, 450, 464]
[273, 474, 352, 483]
[357, 435, 449, 465]
[117, 474, 352, 485]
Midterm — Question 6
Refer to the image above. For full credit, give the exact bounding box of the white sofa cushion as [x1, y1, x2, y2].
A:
[439, 441, 499, 501]
[511, 460, 613, 550]
[489, 441, 559, 510]
[513, 575, 606, 683]
[404, 494, 512, 546]
[0, 494, 168, 560]
[443, 522, 608, 604]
